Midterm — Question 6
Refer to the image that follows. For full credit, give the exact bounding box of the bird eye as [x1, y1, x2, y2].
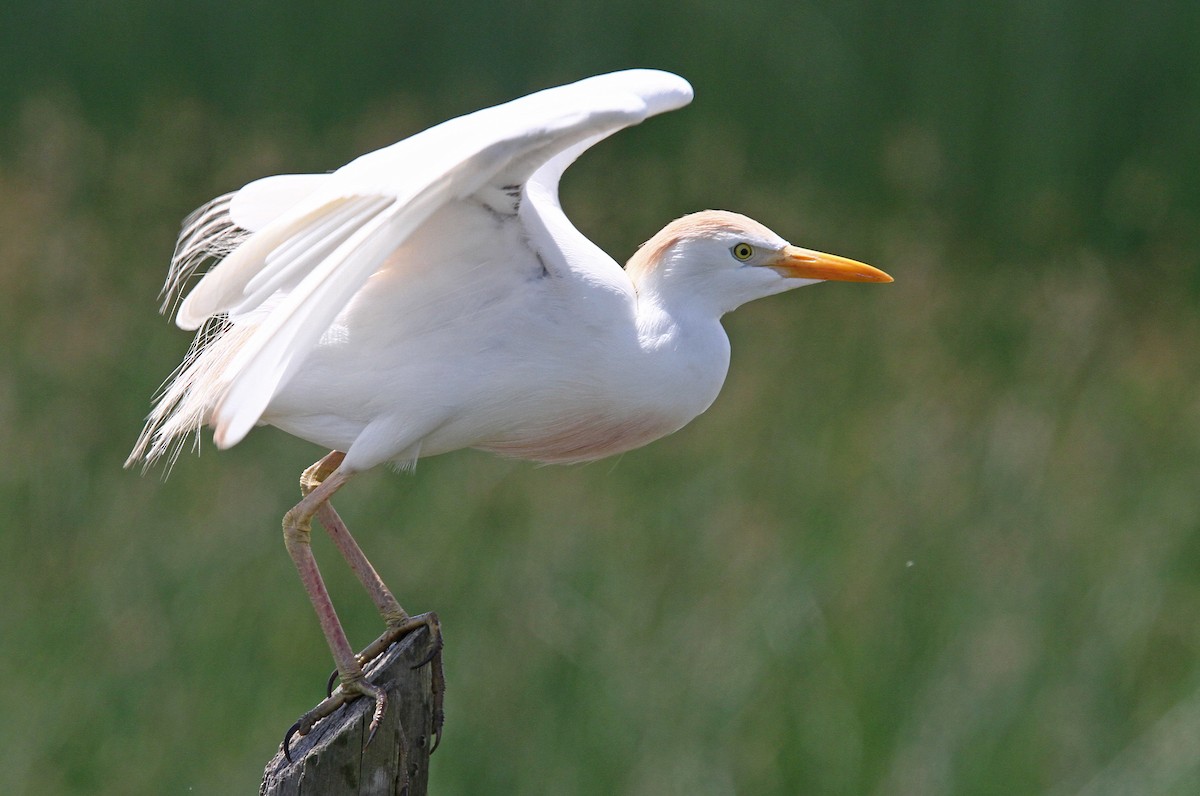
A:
[732, 243, 754, 261]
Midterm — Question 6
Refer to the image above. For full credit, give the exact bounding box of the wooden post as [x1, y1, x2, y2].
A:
[261, 625, 440, 796]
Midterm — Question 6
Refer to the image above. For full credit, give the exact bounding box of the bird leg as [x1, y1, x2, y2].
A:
[301, 451, 445, 746]
[282, 452, 445, 762]
[281, 463, 388, 758]
[300, 451, 410, 626]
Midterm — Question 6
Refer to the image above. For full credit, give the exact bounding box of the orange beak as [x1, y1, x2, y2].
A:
[768, 245, 892, 283]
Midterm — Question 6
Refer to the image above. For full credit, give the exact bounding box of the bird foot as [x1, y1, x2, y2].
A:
[284, 612, 445, 763]
[283, 673, 387, 763]
[403, 613, 445, 752]
[350, 612, 445, 752]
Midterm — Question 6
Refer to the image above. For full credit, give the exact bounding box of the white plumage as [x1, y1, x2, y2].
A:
[129, 69, 888, 474]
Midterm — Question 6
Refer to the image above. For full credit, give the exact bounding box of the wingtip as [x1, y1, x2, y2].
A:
[211, 420, 240, 450]
[212, 376, 272, 450]
[651, 72, 694, 113]
[576, 70, 700, 117]
[175, 304, 205, 331]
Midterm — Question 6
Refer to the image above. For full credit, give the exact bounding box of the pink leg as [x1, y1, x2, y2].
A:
[284, 452, 445, 759]
[301, 452, 408, 625]
[282, 466, 387, 747]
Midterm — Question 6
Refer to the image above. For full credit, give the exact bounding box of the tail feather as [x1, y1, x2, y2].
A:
[125, 318, 233, 471]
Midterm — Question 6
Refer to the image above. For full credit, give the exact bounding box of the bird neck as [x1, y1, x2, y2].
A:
[627, 285, 732, 429]
[633, 280, 730, 363]
[630, 262, 734, 327]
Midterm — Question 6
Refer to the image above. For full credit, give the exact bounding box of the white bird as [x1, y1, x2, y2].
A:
[127, 69, 891, 757]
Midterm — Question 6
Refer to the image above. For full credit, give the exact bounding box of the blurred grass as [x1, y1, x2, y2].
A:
[2, 1, 1200, 794]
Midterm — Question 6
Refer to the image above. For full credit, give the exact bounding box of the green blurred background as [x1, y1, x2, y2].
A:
[3, 1, 1199, 793]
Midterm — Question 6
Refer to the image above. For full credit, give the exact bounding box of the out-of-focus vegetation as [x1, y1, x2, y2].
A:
[2, 1, 1199, 793]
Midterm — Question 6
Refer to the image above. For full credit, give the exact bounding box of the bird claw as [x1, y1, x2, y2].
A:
[410, 613, 446, 753]
[285, 612, 445, 763]
[282, 719, 303, 764]
[412, 624, 443, 670]
[283, 675, 387, 763]
[365, 612, 445, 752]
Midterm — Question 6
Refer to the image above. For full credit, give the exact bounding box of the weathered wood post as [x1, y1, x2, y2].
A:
[261, 625, 441, 796]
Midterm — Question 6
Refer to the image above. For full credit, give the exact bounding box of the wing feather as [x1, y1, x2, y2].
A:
[233, 196, 392, 317]
[229, 173, 331, 231]
[134, 69, 694, 461]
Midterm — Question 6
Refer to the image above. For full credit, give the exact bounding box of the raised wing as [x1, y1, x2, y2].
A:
[162, 69, 692, 451]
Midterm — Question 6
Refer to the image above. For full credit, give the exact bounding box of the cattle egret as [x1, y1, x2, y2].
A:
[127, 69, 891, 758]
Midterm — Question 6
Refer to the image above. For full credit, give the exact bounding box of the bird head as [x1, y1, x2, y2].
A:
[626, 210, 891, 315]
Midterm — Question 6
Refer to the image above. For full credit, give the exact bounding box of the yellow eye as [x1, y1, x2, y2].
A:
[732, 243, 754, 261]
